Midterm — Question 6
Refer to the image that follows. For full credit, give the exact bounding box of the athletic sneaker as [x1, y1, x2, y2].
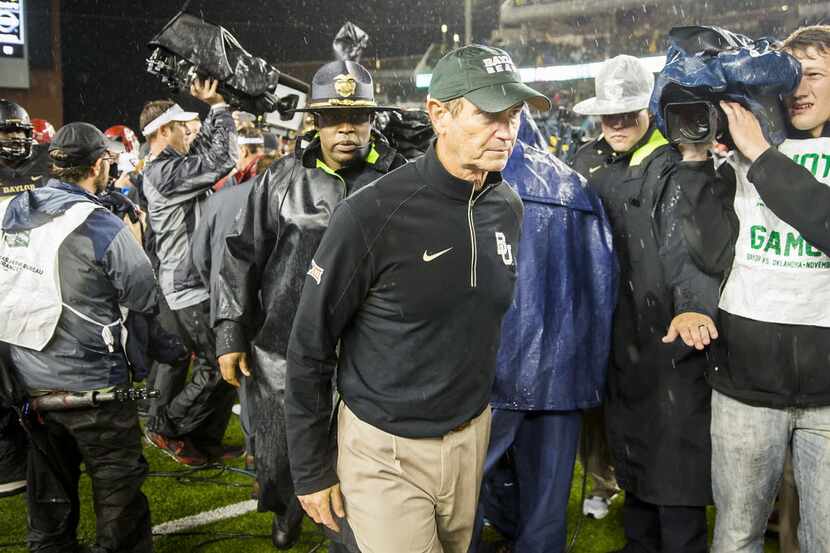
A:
[143, 428, 207, 466]
[0, 478, 26, 498]
[583, 495, 612, 519]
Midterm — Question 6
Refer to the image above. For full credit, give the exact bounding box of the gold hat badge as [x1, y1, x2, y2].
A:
[334, 74, 358, 98]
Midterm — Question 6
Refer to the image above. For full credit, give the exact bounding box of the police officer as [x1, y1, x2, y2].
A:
[572, 56, 720, 553]
[0, 123, 155, 553]
[214, 59, 406, 549]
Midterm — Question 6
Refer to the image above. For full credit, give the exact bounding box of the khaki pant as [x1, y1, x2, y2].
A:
[337, 403, 491, 553]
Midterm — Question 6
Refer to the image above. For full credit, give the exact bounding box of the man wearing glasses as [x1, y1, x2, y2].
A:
[572, 55, 720, 553]
[214, 60, 406, 549]
[0, 122, 156, 553]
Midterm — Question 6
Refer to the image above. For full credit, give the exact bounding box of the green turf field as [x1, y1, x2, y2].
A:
[0, 414, 783, 553]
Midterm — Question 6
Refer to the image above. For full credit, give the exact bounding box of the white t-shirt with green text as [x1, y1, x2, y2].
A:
[720, 138, 830, 327]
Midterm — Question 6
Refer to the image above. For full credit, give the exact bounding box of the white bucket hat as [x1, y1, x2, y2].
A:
[573, 55, 654, 116]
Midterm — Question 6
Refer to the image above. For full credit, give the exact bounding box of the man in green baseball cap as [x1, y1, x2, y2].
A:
[284, 44, 549, 553]
[429, 44, 550, 114]
[427, 44, 550, 190]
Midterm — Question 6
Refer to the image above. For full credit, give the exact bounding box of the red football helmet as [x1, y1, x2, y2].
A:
[31, 118, 55, 144]
[104, 125, 141, 154]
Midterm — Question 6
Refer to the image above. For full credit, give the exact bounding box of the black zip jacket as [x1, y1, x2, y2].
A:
[571, 130, 720, 505]
[685, 142, 830, 408]
[285, 142, 523, 495]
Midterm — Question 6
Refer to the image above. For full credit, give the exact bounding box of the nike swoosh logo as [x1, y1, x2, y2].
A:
[589, 165, 602, 174]
[422, 247, 453, 262]
[31, 175, 42, 182]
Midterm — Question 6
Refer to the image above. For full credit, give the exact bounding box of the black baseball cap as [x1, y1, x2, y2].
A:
[429, 44, 551, 113]
[48, 122, 123, 167]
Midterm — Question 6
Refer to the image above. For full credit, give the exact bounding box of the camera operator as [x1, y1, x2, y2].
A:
[213, 59, 406, 549]
[678, 26, 830, 551]
[140, 78, 240, 466]
[572, 55, 721, 553]
[0, 123, 155, 552]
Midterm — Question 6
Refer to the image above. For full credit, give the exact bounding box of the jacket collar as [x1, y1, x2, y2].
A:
[152, 145, 183, 162]
[47, 179, 103, 203]
[2, 179, 101, 233]
[595, 122, 664, 167]
[416, 140, 502, 202]
[629, 127, 669, 167]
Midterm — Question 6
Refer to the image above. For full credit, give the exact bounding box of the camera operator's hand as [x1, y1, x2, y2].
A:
[720, 101, 771, 162]
[218, 351, 250, 388]
[678, 143, 710, 162]
[191, 77, 225, 106]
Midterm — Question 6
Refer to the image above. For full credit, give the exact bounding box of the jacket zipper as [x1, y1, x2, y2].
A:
[467, 186, 477, 287]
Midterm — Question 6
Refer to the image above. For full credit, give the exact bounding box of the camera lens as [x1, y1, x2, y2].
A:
[676, 105, 710, 141]
[665, 101, 716, 144]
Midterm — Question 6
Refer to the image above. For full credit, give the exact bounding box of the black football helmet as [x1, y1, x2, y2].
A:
[0, 99, 34, 161]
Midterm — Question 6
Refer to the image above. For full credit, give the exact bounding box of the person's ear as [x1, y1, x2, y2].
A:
[92, 157, 105, 177]
[426, 98, 450, 135]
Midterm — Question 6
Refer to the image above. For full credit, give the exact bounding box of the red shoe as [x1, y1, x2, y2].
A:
[144, 428, 207, 466]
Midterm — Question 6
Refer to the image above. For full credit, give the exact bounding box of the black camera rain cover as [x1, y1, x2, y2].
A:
[333, 22, 369, 63]
[649, 26, 802, 146]
[148, 12, 278, 97]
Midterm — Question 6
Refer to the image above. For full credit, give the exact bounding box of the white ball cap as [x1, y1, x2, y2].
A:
[573, 55, 655, 116]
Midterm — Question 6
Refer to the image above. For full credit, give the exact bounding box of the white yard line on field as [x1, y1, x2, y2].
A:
[152, 499, 258, 535]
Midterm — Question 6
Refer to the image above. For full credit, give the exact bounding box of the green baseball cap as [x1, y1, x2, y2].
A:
[429, 44, 551, 113]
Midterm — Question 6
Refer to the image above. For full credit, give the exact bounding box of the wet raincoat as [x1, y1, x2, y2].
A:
[572, 127, 722, 505]
[213, 133, 405, 513]
[492, 135, 616, 411]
